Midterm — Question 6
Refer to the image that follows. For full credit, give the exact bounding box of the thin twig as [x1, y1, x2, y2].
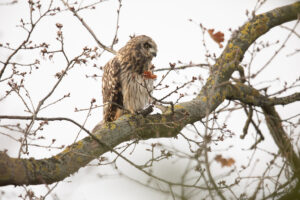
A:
[60, 0, 117, 54]
[253, 19, 299, 77]
[0, 115, 91, 134]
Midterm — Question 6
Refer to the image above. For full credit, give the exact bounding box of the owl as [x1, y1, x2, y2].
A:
[102, 35, 157, 122]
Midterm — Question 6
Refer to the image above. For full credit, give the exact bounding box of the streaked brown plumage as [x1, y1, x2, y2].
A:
[102, 35, 157, 122]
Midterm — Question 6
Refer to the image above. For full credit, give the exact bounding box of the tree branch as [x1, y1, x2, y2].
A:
[225, 83, 300, 107]
[225, 83, 300, 176]
[0, 115, 91, 134]
[60, 0, 117, 55]
[0, 2, 299, 186]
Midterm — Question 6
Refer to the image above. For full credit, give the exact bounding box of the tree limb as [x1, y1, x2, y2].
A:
[0, 2, 299, 186]
[225, 83, 300, 107]
[225, 83, 300, 176]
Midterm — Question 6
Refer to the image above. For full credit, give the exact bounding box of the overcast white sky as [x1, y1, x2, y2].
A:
[0, 0, 299, 199]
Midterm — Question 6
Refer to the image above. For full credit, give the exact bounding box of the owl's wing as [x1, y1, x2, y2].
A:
[102, 58, 123, 122]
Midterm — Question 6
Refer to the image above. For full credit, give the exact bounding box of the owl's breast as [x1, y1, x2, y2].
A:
[120, 70, 153, 113]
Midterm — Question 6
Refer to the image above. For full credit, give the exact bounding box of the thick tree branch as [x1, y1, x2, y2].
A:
[0, 2, 299, 186]
[225, 83, 300, 106]
[262, 106, 300, 176]
[225, 83, 300, 176]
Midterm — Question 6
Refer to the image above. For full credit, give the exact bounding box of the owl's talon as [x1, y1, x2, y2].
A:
[137, 105, 154, 117]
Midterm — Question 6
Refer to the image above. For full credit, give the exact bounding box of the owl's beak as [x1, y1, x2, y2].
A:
[150, 48, 157, 57]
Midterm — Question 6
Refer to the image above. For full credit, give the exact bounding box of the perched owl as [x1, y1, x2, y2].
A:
[102, 35, 157, 122]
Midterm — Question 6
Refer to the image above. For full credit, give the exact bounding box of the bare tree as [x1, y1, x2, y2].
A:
[0, 1, 300, 199]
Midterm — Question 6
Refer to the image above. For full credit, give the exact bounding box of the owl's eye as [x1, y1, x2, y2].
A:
[144, 42, 151, 49]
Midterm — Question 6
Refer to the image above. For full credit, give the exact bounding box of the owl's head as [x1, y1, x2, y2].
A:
[135, 35, 157, 58]
[120, 35, 157, 59]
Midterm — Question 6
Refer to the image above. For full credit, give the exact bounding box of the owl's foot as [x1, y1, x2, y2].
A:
[136, 105, 154, 117]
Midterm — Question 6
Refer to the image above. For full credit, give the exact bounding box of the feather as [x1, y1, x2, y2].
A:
[102, 35, 157, 122]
